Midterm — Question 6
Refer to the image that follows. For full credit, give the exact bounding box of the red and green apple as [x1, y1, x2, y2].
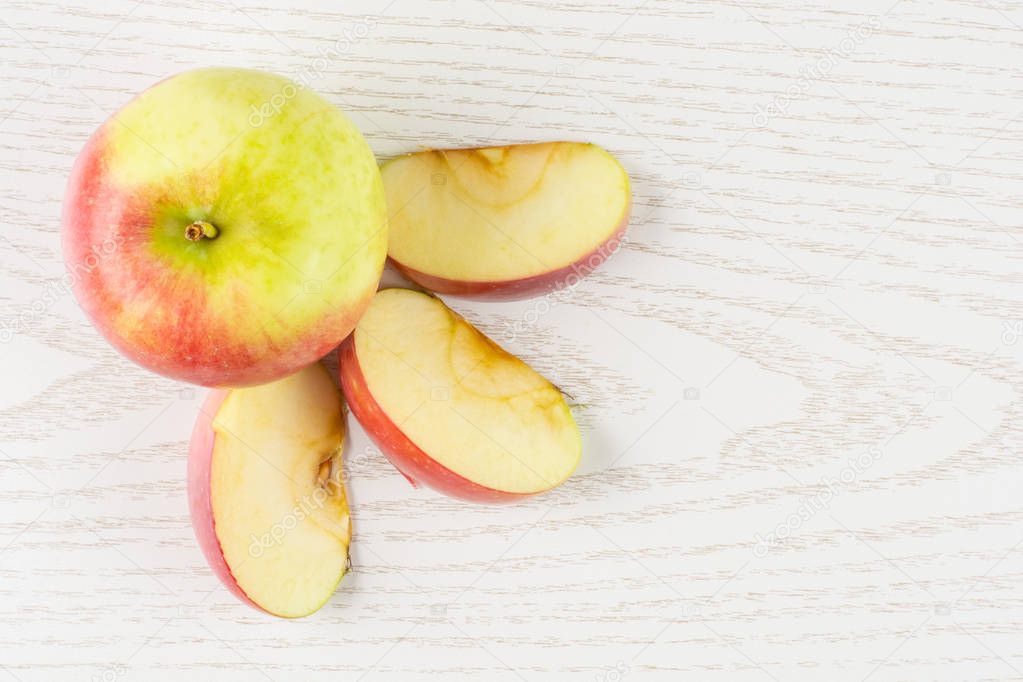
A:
[381, 142, 630, 300]
[62, 67, 387, 387]
[339, 288, 581, 502]
[188, 363, 351, 618]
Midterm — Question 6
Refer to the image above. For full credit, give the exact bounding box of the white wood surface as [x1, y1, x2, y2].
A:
[3, 0, 1023, 679]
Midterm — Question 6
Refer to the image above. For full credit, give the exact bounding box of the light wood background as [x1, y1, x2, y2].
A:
[2, 0, 1023, 679]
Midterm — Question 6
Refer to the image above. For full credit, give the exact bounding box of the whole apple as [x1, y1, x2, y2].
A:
[62, 68, 387, 387]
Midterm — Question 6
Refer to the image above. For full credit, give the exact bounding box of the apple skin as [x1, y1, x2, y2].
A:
[186, 389, 262, 613]
[62, 68, 386, 387]
[389, 209, 630, 301]
[338, 335, 532, 503]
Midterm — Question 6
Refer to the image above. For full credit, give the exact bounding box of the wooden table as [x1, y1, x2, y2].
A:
[2, 1, 1022, 679]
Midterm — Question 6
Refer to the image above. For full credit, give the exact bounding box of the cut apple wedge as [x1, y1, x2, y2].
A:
[339, 288, 581, 502]
[382, 142, 630, 300]
[188, 363, 351, 617]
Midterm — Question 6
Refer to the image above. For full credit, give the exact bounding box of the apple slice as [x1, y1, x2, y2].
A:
[188, 363, 351, 617]
[339, 288, 581, 502]
[382, 142, 630, 300]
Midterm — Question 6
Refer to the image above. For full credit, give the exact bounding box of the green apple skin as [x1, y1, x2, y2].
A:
[62, 68, 387, 387]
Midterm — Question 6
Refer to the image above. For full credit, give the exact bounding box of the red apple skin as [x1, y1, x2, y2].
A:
[187, 389, 264, 613]
[338, 336, 532, 504]
[388, 208, 630, 301]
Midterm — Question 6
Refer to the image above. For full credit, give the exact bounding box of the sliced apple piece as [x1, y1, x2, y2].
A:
[188, 363, 351, 617]
[339, 288, 581, 502]
[382, 142, 630, 300]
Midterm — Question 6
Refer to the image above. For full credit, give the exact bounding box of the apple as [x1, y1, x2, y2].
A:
[381, 142, 630, 300]
[62, 68, 387, 387]
[188, 363, 351, 617]
[339, 288, 581, 502]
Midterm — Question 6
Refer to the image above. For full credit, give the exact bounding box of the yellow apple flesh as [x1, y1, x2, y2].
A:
[339, 289, 581, 502]
[188, 363, 351, 617]
[382, 142, 630, 300]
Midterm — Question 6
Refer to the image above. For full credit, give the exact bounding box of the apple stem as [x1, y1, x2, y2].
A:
[185, 221, 219, 242]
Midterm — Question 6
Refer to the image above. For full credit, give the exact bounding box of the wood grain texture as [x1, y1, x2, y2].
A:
[2, 0, 1023, 679]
